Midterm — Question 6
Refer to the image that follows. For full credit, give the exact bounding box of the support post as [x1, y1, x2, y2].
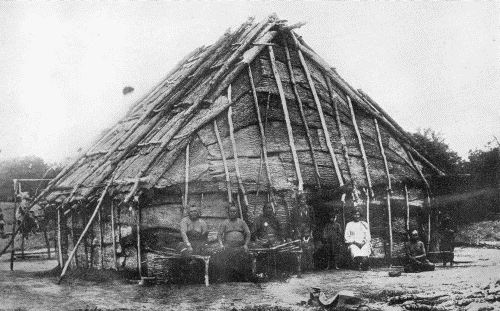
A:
[426, 191, 432, 250]
[404, 185, 410, 235]
[213, 120, 232, 203]
[364, 188, 370, 227]
[325, 76, 353, 182]
[283, 40, 321, 188]
[227, 85, 249, 207]
[248, 66, 275, 192]
[136, 197, 142, 278]
[43, 229, 51, 259]
[57, 209, 63, 268]
[386, 191, 393, 265]
[58, 181, 112, 284]
[184, 144, 190, 211]
[111, 199, 118, 270]
[98, 204, 104, 269]
[293, 33, 344, 187]
[10, 200, 17, 270]
[71, 209, 79, 267]
[347, 96, 373, 197]
[268, 46, 303, 192]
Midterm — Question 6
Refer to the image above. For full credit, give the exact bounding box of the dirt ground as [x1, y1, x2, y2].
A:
[0, 246, 499, 311]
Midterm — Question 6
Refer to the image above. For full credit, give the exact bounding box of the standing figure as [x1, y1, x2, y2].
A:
[252, 203, 283, 247]
[440, 214, 455, 267]
[344, 210, 371, 271]
[178, 206, 209, 256]
[404, 229, 435, 273]
[214, 204, 253, 282]
[323, 213, 343, 270]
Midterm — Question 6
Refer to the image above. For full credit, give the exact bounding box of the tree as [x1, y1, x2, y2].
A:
[0, 156, 63, 201]
[410, 128, 463, 174]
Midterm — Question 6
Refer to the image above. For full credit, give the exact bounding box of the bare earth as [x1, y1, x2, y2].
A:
[0, 247, 498, 311]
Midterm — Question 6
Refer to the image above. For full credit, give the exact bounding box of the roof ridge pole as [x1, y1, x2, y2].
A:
[248, 65, 276, 196]
[347, 96, 374, 198]
[325, 76, 353, 184]
[227, 85, 250, 208]
[283, 39, 321, 188]
[58, 178, 113, 284]
[183, 144, 190, 213]
[213, 119, 233, 203]
[268, 45, 304, 193]
[292, 33, 344, 188]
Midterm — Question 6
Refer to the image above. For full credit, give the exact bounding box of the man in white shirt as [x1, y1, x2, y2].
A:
[344, 210, 371, 270]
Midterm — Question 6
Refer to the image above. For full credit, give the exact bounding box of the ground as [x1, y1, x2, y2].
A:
[0, 246, 499, 311]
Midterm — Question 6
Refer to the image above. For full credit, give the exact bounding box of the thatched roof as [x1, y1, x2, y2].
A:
[38, 14, 443, 206]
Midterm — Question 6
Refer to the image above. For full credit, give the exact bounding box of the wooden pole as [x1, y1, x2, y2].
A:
[426, 190, 432, 250]
[58, 181, 112, 284]
[227, 86, 249, 207]
[98, 204, 104, 269]
[347, 96, 373, 197]
[404, 185, 410, 234]
[283, 40, 321, 188]
[213, 119, 232, 203]
[71, 209, 79, 267]
[57, 209, 63, 268]
[293, 33, 344, 187]
[82, 211, 89, 268]
[10, 199, 17, 270]
[364, 188, 370, 227]
[20, 235, 25, 259]
[325, 76, 352, 182]
[184, 144, 190, 210]
[110, 199, 118, 270]
[136, 198, 143, 278]
[386, 191, 393, 264]
[248, 66, 275, 192]
[236, 192, 244, 219]
[268, 45, 303, 192]
[374, 118, 392, 190]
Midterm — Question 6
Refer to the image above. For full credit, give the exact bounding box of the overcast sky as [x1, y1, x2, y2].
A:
[1, 1, 499, 163]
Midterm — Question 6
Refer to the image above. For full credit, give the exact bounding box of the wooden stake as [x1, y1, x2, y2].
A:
[386, 191, 393, 264]
[20, 235, 25, 260]
[111, 199, 118, 270]
[325, 76, 352, 182]
[374, 118, 392, 190]
[82, 211, 89, 268]
[236, 192, 244, 219]
[283, 40, 321, 187]
[347, 96, 373, 197]
[294, 34, 344, 187]
[426, 191, 432, 250]
[58, 181, 112, 284]
[184, 144, 190, 210]
[227, 87, 249, 207]
[136, 198, 143, 277]
[98, 204, 104, 269]
[248, 66, 275, 192]
[268, 46, 303, 192]
[57, 209, 63, 268]
[71, 209, 79, 267]
[10, 200, 17, 270]
[404, 185, 410, 234]
[43, 229, 51, 259]
[364, 188, 370, 227]
[213, 119, 232, 203]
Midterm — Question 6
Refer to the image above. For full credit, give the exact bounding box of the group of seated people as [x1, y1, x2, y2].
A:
[178, 202, 284, 257]
[177, 202, 441, 277]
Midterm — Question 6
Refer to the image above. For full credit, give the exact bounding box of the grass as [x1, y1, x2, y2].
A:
[456, 220, 500, 245]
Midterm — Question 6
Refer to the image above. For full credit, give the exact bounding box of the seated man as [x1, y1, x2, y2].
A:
[344, 210, 371, 271]
[404, 229, 435, 273]
[213, 204, 253, 282]
[178, 206, 209, 256]
[218, 205, 251, 251]
[251, 203, 283, 247]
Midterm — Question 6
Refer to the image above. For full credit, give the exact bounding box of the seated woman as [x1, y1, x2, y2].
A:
[252, 203, 283, 247]
[344, 210, 371, 271]
[404, 229, 435, 273]
[178, 206, 209, 256]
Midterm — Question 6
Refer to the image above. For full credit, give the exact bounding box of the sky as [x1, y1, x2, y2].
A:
[0, 1, 499, 163]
